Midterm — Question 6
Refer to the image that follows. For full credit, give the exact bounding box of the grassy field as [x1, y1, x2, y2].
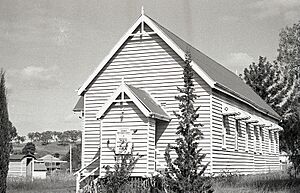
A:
[213, 172, 300, 193]
[6, 173, 75, 193]
[6, 171, 299, 193]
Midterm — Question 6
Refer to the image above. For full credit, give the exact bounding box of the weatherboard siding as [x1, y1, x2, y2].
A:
[211, 91, 280, 174]
[100, 102, 150, 176]
[83, 24, 212, 174]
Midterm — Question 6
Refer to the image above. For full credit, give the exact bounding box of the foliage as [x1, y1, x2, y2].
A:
[278, 21, 300, 71]
[14, 135, 26, 144]
[243, 56, 294, 116]
[22, 142, 36, 155]
[0, 70, 11, 193]
[8, 121, 18, 153]
[63, 130, 81, 143]
[281, 112, 300, 178]
[27, 130, 81, 145]
[213, 171, 300, 193]
[164, 54, 213, 193]
[40, 131, 53, 145]
[6, 172, 75, 193]
[100, 139, 142, 193]
[242, 20, 300, 178]
[62, 143, 81, 171]
[277, 21, 300, 178]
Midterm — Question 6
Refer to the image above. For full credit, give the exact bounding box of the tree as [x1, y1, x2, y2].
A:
[22, 142, 36, 155]
[8, 122, 17, 153]
[40, 131, 53, 145]
[64, 130, 81, 143]
[242, 21, 300, 177]
[57, 131, 69, 145]
[164, 54, 213, 193]
[278, 21, 300, 71]
[277, 21, 300, 177]
[33, 132, 41, 142]
[0, 70, 11, 193]
[63, 143, 81, 171]
[27, 132, 35, 142]
[243, 56, 295, 117]
[15, 135, 26, 144]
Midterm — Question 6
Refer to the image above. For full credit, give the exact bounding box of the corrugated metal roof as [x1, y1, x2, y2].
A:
[127, 84, 169, 120]
[9, 154, 36, 161]
[149, 16, 280, 119]
[73, 96, 84, 112]
[38, 154, 64, 163]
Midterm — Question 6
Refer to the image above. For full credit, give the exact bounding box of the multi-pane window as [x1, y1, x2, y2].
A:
[222, 115, 230, 148]
[274, 131, 278, 153]
[259, 127, 263, 154]
[236, 120, 242, 137]
[260, 127, 264, 141]
[235, 120, 240, 150]
[254, 126, 259, 153]
[245, 123, 250, 151]
[269, 130, 272, 153]
[223, 115, 230, 134]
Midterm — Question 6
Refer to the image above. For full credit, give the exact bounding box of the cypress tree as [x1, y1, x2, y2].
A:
[0, 70, 10, 193]
[164, 54, 213, 193]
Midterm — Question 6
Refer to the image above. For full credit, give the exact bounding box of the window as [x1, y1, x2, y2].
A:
[223, 115, 230, 135]
[269, 130, 272, 153]
[254, 126, 259, 153]
[259, 127, 263, 154]
[245, 123, 250, 152]
[236, 120, 242, 137]
[222, 115, 229, 148]
[274, 131, 278, 153]
[235, 120, 240, 150]
[260, 127, 264, 141]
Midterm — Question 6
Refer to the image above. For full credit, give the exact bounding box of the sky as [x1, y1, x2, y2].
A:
[1, 0, 300, 136]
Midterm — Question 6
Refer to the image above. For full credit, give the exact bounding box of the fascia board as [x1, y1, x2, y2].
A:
[78, 16, 143, 95]
[142, 16, 216, 88]
[96, 83, 151, 119]
[96, 85, 124, 119]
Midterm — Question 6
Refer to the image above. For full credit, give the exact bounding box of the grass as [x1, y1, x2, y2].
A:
[213, 171, 300, 193]
[6, 171, 299, 193]
[6, 173, 75, 193]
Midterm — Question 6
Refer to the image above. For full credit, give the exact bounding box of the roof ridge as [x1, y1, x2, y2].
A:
[147, 15, 242, 81]
[146, 15, 279, 119]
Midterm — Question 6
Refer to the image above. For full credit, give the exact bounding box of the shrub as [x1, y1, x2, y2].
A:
[164, 54, 213, 193]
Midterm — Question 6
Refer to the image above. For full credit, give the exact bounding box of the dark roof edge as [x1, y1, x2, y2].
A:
[214, 83, 281, 120]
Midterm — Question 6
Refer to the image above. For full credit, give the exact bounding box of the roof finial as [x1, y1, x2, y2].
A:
[141, 6, 144, 16]
[121, 77, 125, 84]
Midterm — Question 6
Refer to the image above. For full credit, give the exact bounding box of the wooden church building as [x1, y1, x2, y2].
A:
[73, 11, 282, 185]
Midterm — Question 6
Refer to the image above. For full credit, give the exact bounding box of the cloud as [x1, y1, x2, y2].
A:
[8, 65, 61, 90]
[221, 52, 254, 75]
[249, 0, 300, 22]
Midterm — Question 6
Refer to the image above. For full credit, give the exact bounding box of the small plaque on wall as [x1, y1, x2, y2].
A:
[115, 128, 132, 154]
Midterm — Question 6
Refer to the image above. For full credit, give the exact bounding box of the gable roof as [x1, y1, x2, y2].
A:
[96, 82, 170, 121]
[73, 96, 84, 112]
[77, 13, 280, 120]
[9, 154, 36, 161]
[149, 18, 280, 119]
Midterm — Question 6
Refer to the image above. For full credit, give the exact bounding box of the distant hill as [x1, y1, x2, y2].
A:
[12, 142, 73, 158]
